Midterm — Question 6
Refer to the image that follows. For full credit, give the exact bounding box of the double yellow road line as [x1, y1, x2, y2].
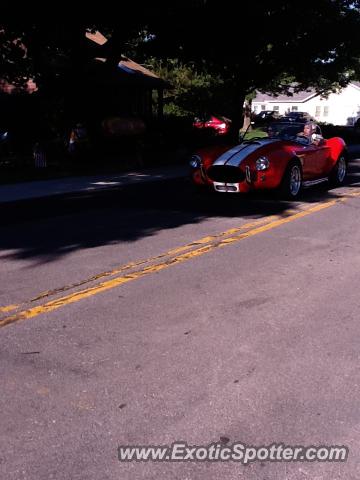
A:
[1, 192, 358, 328]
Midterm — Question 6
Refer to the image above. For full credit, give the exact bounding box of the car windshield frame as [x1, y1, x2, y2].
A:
[266, 122, 321, 145]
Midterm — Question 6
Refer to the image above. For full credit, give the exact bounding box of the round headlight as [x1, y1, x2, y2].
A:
[190, 155, 202, 169]
[255, 156, 270, 171]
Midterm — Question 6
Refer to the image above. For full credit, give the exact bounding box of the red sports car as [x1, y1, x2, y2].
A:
[190, 122, 347, 199]
[193, 115, 232, 136]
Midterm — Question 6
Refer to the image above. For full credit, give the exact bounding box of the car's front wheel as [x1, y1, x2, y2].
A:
[329, 154, 347, 187]
[279, 159, 303, 200]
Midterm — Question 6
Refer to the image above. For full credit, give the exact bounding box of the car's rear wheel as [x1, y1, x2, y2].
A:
[279, 159, 303, 200]
[329, 154, 347, 187]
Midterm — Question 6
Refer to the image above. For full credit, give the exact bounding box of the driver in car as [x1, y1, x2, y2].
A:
[297, 122, 324, 145]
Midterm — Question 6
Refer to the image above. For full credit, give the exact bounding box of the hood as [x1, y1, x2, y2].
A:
[212, 138, 280, 167]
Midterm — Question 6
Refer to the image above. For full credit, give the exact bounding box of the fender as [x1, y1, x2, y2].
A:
[268, 155, 303, 189]
[325, 137, 347, 163]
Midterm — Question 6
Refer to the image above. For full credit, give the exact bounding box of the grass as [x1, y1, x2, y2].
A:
[239, 127, 268, 141]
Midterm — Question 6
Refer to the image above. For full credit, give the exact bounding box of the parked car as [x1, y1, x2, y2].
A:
[254, 110, 280, 125]
[189, 121, 347, 199]
[279, 111, 315, 123]
[193, 115, 232, 136]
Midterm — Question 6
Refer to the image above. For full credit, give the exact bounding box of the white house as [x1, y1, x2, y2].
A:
[252, 82, 360, 126]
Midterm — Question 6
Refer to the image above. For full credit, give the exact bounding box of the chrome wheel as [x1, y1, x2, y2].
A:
[290, 165, 301, 196]
[337, 156, 346, 183]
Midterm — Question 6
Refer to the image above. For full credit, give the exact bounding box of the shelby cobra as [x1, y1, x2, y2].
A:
[189, 122, 347, 199]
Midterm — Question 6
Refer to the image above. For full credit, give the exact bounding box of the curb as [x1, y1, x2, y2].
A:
[0, 167, 188, 205]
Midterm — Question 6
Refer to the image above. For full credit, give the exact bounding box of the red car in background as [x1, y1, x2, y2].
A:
[193, 115, 232, 136]
[190, 121, 347, 199]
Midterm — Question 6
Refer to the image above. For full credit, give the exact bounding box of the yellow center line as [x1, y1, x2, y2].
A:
[0, 305, 19, 313]
[1, 194, 356, 329]
[0, 214, 280, 309]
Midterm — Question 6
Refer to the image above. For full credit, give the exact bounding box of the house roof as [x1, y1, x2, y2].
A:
[253, 82, 360, 103]
[85, 30, 108, 46]
[88, 31, 169, 89]
[253, 88, 317, 103]
[118, 59, 160, 80]
[0, 29, 168, 96]
[93, 57, 169, 89]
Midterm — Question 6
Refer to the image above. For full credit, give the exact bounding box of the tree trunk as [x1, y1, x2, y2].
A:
[240, 99, 252, 132]
[228, 93, 246, 142]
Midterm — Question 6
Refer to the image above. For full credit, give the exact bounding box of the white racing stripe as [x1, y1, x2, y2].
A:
[213, 144, 249, 166]
[213, 139, 280, 167]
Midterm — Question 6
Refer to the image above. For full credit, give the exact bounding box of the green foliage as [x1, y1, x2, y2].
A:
[2, 2, 360, 122]
[319, 123, 360, 144]
[243, 128, 268, 140]
[147, 58, 229, 117]
[141, 1, 360, 99]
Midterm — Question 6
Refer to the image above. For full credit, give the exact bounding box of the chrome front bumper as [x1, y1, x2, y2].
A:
[213, 182, 240, 193]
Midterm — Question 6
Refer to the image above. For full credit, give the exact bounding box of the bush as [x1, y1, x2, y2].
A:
[319, 123, 360, 144]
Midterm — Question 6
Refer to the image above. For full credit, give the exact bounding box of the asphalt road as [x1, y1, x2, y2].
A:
[1, 161, 360, 479]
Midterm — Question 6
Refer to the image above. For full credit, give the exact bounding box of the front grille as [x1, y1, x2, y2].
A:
[207, 165, 245, 183]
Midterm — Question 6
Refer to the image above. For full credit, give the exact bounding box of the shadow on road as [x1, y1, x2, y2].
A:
[0, 160, 359, 263]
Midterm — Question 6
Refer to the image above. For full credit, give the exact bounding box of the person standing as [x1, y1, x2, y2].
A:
[33, 142, 47, 168]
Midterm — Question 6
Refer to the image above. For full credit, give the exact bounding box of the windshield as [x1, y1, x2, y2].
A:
[266, 122, 320, 144]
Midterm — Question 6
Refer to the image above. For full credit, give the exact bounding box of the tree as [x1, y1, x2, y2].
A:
[145, 58, 237, 118]
[1, 1, 360, 131]
[139, 0, 360, 130]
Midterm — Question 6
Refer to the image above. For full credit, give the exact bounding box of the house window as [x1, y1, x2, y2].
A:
[253, 105, 258, 113]
[273, 106, 279, 111]
[315, 106, 321, 117]
[291, 106, 298, 112]
[261, 105, 266, 111]
[323, 106, 329, 117]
